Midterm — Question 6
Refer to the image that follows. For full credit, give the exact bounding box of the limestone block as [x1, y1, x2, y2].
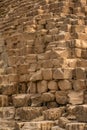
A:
[52, 126, 65, 130]
[0, 95, 8, 107]
[0, 107, 15, 119]
[15, 107, 46, 121]
[44, 35, 53, 43]
[66, 123, 86, 130]
[0, 120, 18, 130]
[58, 32, 70, 41]
[31, 94, 42, 107]
[12, 94, 31, 107]
[73, 80, 86, 91]
[1, 84, 18, 95]
[41, 92, 55, 102]
[58, 80, 72, 90]
[72, 25, 85, 33]
[58, 117, 71, 129]
[53, 68, 64, 80]
[75, 48, 81, 58]
[37, 80, 48, 93]
[17, 64, 28, 74]
[75, 33, 87, 40]
[48, 81, 58, 90]
[8, 74, 19, 83]
[30, 70, 42, 81]
[43, 107, 65, 120]
[27, 82, 37, 94]
[47, 101, 58, 108]
[64, 68, 73, 79]
[42, 69, 52, 80]
[42, 60, 53, 68]
[55, 91, 68, 105]
[76, 67, 86, 79]
[81, 49, 87, 59]
[77, 59, 87, 67]
[75, 105, 87, 122]
[68, 91, 84, 105]
[18, 121, 55, 130]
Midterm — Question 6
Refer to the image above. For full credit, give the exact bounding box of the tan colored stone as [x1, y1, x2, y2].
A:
[73, 80, 86, 91]
[58, 80, 72, 90]
[55, 91, 68, 105]
[12, 94, 31, 107]
[42, 69, 52, 80]
[27, 82, 37, 94]
[37, 80, 48, 93]
[30, 70, 42, 81]
[43, 107, 65, 120]
[53, 68, 64, 80]
[41, 92, 55, 102]
[0, 95, 8, 107]
[68, 91, 84, 105]
[48, 80, 58, 90]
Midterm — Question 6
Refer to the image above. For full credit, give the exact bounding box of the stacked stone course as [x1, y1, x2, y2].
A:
[0, 0, 87, 130]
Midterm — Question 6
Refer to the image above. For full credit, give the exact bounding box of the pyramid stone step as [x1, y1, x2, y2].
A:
[52, 126, 65, 130]
[66, 123, 87, 130]
[0, 119, 18, 130]
[15, 107, 47, 121]
[43, 107, 65, 120]
[0, 107, 15, 120]
[12, 94, 31, 107]
[17, 121, 55, 130]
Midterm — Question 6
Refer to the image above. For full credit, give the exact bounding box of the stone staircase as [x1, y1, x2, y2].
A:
[0, 0, 87, 130]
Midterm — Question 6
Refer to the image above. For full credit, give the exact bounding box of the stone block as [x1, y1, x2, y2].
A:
[66, 123, 86, 130]
[53, 68, 64, 80]
[55, 91, 68, 105]
[12, 94, 31, 107]
[30, 70, 42, 81]
[41, 92, 55, 102]
[58, 117, 71, 129]
[73, 80, 86, 91]
[42, 69, 52, 80]
[27, 82, 37, 94]
[74, 105, 87, 122]
[37, 80, 48, 93]
[43, 107, 65, 120]
[76, 67, 86, 79]
[0, 95, 8, 107]
[0, 107, 15, 120]
[31, 94, 42, 107]
[15, 107, 46, 121]
[68, 91, 84, 105]
[58, 80, 72, 91]
[48, 81, 58, 90]
[1, 84, 18, 95]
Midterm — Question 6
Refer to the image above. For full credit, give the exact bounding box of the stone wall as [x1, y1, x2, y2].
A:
[0, 0, 87, 130]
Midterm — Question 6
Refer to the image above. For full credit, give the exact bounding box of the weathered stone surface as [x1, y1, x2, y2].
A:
[42, 69, 52, 80]
[48, 81, 58, 90]
[43, 107, 65, 120]
[15, 107, 46, 121]
[74, 105, 87, 122]
[55, 91, 68, 105]
[68, 91, 84, 105]
[17, 121, 55, 130]
[0, 0, 87, 128]
[41, 92, 55, 102]
[66, 123, 86, 130]
[58, 80, 72, 91]
[0, 95, 8, 107]
[0, 107, 15, 120]
[37, 80, 48, 93]
[12, 94, 31, 107]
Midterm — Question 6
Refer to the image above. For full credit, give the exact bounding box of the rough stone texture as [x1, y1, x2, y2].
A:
[0, 0, 87, 129]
